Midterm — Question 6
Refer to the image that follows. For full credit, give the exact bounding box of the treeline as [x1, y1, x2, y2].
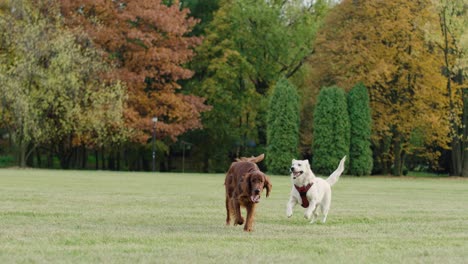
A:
[0, 0, 466, 176]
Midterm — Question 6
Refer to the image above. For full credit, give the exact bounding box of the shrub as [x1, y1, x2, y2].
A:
[0, 155, 15, 168]
[312, 86, 349, 175]
[348, 82, 373, 176]
[266, 78, 300, 175]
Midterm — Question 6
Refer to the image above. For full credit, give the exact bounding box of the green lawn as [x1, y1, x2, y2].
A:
[0, 169, 467, 263]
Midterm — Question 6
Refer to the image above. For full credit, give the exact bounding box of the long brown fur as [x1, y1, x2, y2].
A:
[224, 154, 272, 232]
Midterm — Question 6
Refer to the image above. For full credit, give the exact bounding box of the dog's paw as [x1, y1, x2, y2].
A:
[286, 208, 293, 218]
[321, 216, 327, 224]
[235, 218, 244, 226]
[243, 226, 253, 232]
[304, 212, 312, 220]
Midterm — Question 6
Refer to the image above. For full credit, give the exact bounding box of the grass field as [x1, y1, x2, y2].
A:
[0, 169, 467, 263]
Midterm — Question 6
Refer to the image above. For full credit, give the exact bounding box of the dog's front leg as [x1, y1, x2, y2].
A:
[232, 199, 244, 226]
[244, 203, 256, 232]
[286, 196, 297, 218]
[304, 200, 317, 223]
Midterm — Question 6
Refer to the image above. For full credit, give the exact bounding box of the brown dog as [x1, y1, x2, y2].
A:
[224, 154, 272, 232]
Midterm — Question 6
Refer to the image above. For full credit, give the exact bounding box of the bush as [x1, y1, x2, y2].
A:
[312, 86, 349, 175]
[348, 82, 373, 176]
[0, 155, 15, 168]
[266, 78, 300, 175]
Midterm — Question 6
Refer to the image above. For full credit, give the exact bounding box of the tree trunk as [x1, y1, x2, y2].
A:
[108, 150, 115, 170]
[16, 140, 35, 168]
[95, 149, 99, 170]
[72, 147, 78, 169]
[450, 138, 462, 176]
[448, 86, 467, 176]
[462, 88, 468, 177]
[36, 148, 42, 168]
[19, 141, 27, 168]
[81, 146, 87, 169]
[378, 136, 392, 175]
[47, 151, 53, 168]
[57, 137, 74, 169]
[101, 147, 106, 170]
[26, 146, 34, 167]
[202, 151, 209, 173]
[115, 145, 121, 171]
[393, 138, 403, 176]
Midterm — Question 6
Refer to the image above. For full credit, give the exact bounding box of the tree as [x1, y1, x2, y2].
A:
[266, 78, 300, 175]
[187, 0, 328, 171]
[427, 0, 468, 176]
[312, 86, 349, 175]
[0, 0, 127, 168]
[348, 83, 373, 176]
[310, 0, 449, 175]
[59, 0, 210, 143]
[180, 0, 221, 36]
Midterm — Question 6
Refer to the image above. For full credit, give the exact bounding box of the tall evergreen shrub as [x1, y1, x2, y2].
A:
[348, 82, 373, 176]
[312, 86, 349, 175]
[266, 78, 300, 175]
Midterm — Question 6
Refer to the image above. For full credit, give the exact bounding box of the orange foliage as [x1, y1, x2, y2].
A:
[60, 0, 210, 142]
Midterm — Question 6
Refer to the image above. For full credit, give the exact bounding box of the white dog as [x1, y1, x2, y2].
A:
[286, 156, 346, 224]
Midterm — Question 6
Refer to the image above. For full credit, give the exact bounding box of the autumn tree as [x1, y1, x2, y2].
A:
[0, 0, 127, 168]
[59, 0, 209, 144]
[310, 0, 449, 175]
[187, 0, 328, 171]
[266, 78, 300, 175]
[427, 0, 468, 176]
[348, 83, 373, 176]
[312, 86, 349, 175]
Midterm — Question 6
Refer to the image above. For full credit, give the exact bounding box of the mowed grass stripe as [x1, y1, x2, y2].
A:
[0, 169, 467, 263]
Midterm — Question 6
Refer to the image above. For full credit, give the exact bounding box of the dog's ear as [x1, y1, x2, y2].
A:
[240, 173, 252, 195]
[263, 175, 272, 198]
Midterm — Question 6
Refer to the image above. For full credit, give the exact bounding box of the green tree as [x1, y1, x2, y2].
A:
[312, 86, 349, 175]
[266, 78, 300, 175]
[181, 0, 221, 36]
[0, 0, 127, 168]
[188, 0, 328, 171]
[348, 82, 373, 176]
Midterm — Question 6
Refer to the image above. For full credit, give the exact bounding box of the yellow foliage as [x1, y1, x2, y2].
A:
[308, 0, 453, 171]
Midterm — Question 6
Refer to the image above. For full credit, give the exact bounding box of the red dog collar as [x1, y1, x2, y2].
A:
[294, 183, 313, 208]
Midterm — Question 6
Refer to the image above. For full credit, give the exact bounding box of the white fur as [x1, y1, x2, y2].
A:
[286, 156, 346, 223]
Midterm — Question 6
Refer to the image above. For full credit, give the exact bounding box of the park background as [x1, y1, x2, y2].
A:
[1, 1, 468, 263]
[0, 0, 467, 177]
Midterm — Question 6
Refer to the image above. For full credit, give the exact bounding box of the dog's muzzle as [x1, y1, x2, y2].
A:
[251, 190, 261, 203]
[290, 168, 303, 179]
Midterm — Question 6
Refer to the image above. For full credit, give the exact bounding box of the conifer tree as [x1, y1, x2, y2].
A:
[266, 78, 300, 175]
[312, 86, 349, 175]
[348, 83, 373, 176]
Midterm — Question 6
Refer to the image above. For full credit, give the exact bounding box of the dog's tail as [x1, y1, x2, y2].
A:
[235, 153, 265, 163]
[326, 156, 346, 186]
